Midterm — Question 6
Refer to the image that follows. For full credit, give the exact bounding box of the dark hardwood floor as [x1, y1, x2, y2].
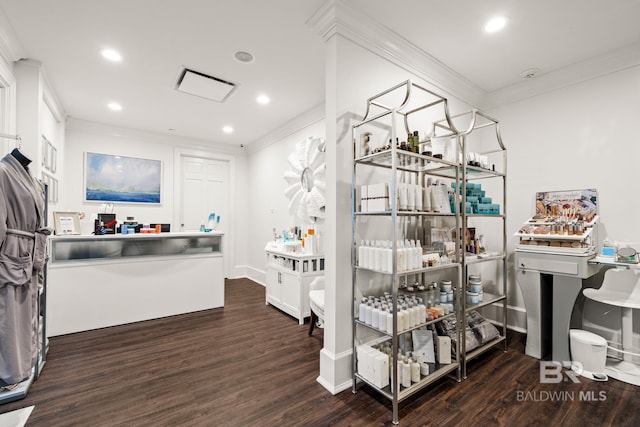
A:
[1, 278, 638, 426]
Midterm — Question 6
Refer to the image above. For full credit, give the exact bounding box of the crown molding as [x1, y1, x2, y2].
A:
[483, 43, 640, 109]
[307, 0, 486, 108]
[0, 8, 25, 65]
[247, 102, 325, 155]
[67, 118, 246, 157]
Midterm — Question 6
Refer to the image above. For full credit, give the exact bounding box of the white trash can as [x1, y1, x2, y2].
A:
[569, 329, 608, 381]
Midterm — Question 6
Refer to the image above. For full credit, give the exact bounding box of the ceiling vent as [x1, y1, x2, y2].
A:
[175, 67, 236, 102]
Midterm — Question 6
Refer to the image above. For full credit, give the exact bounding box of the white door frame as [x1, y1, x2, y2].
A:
[174, 147, 236, 278]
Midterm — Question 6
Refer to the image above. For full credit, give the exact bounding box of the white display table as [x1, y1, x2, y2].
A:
[47, 232, 224, 336]
[265, 243, 324, 324]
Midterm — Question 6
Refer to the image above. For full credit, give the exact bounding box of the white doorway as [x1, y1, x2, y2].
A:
[175, 149, 234, 278]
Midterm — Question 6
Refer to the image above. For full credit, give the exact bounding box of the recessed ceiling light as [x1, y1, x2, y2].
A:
[107, 102, 122, 111]
[101, 48, 122, 62]
[257, 94, 270, 105]
[233, 50, 254, 63]
[223, 126, 234, 134]
[484, 16, 507, 33]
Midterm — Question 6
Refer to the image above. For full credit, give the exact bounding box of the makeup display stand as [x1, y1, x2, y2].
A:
[514, 190, 601, 361]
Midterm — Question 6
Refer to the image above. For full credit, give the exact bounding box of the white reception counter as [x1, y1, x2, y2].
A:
[47, 232, 224, 336]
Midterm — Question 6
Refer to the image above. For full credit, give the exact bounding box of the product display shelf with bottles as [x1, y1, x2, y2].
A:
[454, 109, 508, 379]
[351, 80, 463, 425]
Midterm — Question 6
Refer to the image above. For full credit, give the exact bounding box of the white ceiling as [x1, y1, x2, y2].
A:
[1, 0, 639, 147]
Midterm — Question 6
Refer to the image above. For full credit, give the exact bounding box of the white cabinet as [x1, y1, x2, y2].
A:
[265, 248, 324, 325]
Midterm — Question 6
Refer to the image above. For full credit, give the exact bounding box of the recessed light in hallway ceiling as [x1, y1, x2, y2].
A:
[484, 16, 507, 33]
[101, 48, 122, 62]
[257, 94, 270, 105]
[223, 126, 233, 134]
[107, 102, 122, 111]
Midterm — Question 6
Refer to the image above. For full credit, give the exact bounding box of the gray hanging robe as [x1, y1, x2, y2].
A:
[0, 152, 47, 386]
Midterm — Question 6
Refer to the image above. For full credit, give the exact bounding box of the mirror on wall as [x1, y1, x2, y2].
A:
[283, 136, 326, 224]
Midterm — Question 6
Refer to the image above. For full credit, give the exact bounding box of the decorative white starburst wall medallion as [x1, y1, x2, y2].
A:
[283, 137, 326, 224]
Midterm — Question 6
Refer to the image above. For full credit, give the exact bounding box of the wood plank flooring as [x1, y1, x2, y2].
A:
[1, 278, 638, 426]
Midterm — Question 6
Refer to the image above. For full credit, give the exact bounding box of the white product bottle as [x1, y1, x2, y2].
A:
[424, 179, 432, 212]
[403, 304, 411, 329]
[378, 306, 387, 332]
[375, 241, 383, 272]
[359, 297, 368, 322]
[386, 309, 394, 335]
[407, 181, 415, 211]
[358, 240, 366, 268]
[411, 303, 419, 327]
[403, 240, 411, 271]
[386, 240, 393, 273]
[397, 308, 405, 332]
[415, 183, 423, 211]
[396, 240, 404, 273]
[364, 302, 373, 325]
[399, 183, 408, 211]
[409, 240, 417, 270]
[402, 357, 412, 388]
[417, 298, 427, 323]
[371, 303, 380, 329]
[415, 240, 423, 269]
[379, 241, 388, 273]
[367, 240, 375, 270]
[410, 355, 421, 383]
[361, 240, 369, 269]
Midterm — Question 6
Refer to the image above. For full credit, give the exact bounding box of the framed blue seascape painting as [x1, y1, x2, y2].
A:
[84, 152, 162, 204]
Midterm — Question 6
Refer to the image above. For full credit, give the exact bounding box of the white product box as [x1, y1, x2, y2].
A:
[360, 185, 368, 212]
[367, 183, 389, 212]
[437, 335, 452, 364]
[372, 352, 390, 389]
[357, 345, 376, 381]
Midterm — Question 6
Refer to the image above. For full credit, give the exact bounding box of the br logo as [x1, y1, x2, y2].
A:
[540, 361, 581, 383]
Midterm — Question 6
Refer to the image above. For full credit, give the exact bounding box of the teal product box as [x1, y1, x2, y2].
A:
[466, 189, 485, 198]
[477, 203, 500, 215]
[451, 201, 472, 214]
[466, 196, 479, 204]
[479, 197, 492, 204]
[467, 182, 480, 189]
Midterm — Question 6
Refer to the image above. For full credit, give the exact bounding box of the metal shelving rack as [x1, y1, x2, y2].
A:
[453, 110, 508, 378]
[350, 80, 463, 425]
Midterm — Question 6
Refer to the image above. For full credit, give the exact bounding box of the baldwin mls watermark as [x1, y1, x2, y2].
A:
[516, 361, 607, 402]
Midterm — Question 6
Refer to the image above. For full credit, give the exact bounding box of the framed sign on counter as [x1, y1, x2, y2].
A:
[53, 211, 81, 235]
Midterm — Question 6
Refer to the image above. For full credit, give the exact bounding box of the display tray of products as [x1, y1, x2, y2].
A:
[514, 188, 598, 255]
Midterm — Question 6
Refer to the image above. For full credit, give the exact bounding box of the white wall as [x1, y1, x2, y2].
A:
[490, 64, 640, 349]
[492, 65, 640, 253]
[63, 119, 250, 277]
[245, 118, 325, 284]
